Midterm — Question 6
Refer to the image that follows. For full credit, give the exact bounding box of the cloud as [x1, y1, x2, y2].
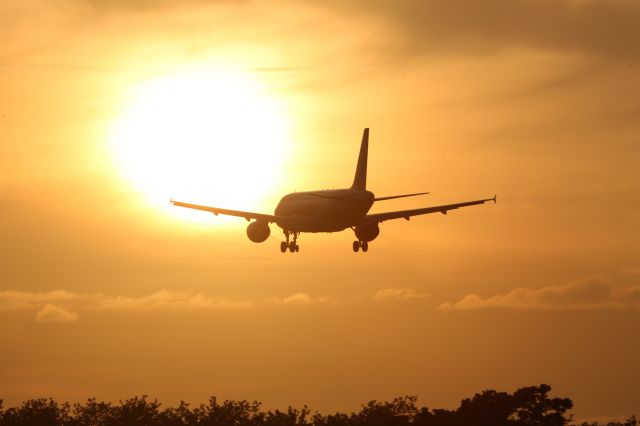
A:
[329, 0, 640, 60]
[373, 288, 428, 300]
[96, 290, 252, 310]
[0, 287, 435, 322]
[270, 293, 333, 306]
[0, 289, 252, 322]
[0, 289, 344, 321]
[34, 304, 79, 323]
[619, 266, 640, 275]
[271, 289, 431, 306]
[440, 277, 640, 310]
[0, 290, 86, 311]
[9, 0, 638, 67]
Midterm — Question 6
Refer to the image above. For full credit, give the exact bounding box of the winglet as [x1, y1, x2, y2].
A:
[492, 194, 497, 204]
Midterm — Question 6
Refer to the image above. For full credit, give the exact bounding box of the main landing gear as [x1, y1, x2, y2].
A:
[280, 230, 300, 253]
[352, 240, 368, 253]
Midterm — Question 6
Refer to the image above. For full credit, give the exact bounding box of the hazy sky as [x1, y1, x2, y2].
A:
[1, 0, 639, 421]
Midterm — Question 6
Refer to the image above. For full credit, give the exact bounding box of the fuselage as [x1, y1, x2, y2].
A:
[274, 189, 375, 233]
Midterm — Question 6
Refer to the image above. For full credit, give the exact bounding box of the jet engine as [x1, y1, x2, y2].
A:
[354, 224, 379, 242]
[246, 221, 270, 243]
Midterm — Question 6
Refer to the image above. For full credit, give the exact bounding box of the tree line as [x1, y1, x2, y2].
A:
[0, 384, 636, 426]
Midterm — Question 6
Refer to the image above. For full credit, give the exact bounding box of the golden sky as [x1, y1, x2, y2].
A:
[1, 0, 639, 421]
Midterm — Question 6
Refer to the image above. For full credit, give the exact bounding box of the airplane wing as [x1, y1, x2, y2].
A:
[170, 200, 284, 223]
[360, 195, 496, 224]
[374, 191, 429, 201]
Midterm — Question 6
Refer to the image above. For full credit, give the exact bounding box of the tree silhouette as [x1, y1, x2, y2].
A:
[311, 411, 349, 426]
[1, 398, 71, 426]
[193, 397, 262, 425]
[510, 384, 573, 425]
[0, 384, 635, 426]
[454, 389, 514, 426]
[157, 401, 197, 426]
[262, 406, 311, 426]
[111, 396, 162, 426]
[576, 416, 638, 426]
[350, 396, 418, 426]
[70, 397, 114, 426]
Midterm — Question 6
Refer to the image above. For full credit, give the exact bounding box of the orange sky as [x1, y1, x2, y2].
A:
[1, 0, 639, 421]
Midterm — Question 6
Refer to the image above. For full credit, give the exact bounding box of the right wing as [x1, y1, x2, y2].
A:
[360, 195, 496, 224]
[374, 191, 429, 201]
[171, 200, 284, 224]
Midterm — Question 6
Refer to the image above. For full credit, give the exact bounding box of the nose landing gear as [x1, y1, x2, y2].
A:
[281, 230, 300, 253]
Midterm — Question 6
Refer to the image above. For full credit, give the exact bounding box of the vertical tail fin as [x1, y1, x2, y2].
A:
[351, 128, 369, 191]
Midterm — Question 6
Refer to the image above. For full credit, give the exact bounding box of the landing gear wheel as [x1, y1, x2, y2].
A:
[361, 241, 368, 252]
[289, 241, 296, 253]
[280, 241, 287, 253]
[295, 245, 300, 252]
[353, 241, 360, 252]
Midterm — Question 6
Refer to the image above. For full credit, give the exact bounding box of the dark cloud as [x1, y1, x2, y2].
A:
[12, 0, 640, 60]
[330, 0, 640, 60]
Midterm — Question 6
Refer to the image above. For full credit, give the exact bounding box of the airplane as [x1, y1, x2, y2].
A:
[171, 128, 496, 253]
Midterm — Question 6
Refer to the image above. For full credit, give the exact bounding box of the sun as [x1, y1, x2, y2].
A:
[108, 67, 291, 223]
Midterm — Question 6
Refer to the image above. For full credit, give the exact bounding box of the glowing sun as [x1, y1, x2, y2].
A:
[109, 68, 291, 221]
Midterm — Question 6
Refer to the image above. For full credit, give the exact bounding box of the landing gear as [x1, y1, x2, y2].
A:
[352, 240, 369, 253]
[281, 230, 300, 254]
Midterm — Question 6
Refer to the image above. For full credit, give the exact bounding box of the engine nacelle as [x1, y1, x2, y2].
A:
[246, 221, 270, 243]
[355, 224, 380, 242]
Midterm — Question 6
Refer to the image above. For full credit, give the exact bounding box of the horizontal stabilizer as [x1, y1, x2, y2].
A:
[374, 192, 429, 201]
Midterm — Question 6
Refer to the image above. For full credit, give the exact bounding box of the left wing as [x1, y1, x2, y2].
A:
[359, 195, 496, 225]
[171, 200, 283, 223]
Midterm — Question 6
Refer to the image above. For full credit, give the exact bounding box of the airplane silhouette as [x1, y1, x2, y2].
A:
[171, 128, 496, 253]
